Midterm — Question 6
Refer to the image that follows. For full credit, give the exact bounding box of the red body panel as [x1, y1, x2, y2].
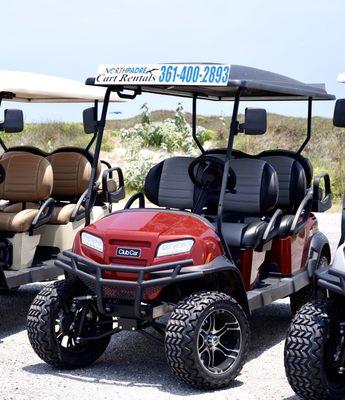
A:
[234, 249, 253, 291]
[73, 209, 223, 280]
[72, 210, 319, 299]
[266, 215, 318, 276]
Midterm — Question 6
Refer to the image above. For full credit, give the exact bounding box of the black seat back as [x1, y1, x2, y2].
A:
[145, 155, 278, 219]
[259, 151, 308, 213]
[222, 158, 278, 215]
[144, 156, 195, 209]
[258, 150, 313, 186]
[206, 148, 310, 214]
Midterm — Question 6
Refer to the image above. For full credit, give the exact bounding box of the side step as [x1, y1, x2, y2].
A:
[247, 270, 310, 312]
[2, 260, 62, 289]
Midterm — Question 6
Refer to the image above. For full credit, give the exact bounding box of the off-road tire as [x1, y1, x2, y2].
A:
[165, 291, 250, 389]
[27, 280, 111, 369]
[290, 254, 329, 315]
[285, 299, 345, 400]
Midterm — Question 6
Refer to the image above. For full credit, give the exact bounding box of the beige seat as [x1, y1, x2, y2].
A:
[46, 150, 100, 224]
[0, 154, 53, 232]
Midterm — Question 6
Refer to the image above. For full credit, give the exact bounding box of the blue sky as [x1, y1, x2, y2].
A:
[1, 0, 345, 122]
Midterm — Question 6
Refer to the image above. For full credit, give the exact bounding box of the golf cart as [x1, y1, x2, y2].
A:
[28, 64, 334, 389]
[0, 71, 125, 292]
[284, 76, 345, 400]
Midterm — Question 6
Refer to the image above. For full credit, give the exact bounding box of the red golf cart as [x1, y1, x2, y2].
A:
[28, 64, 334, 389]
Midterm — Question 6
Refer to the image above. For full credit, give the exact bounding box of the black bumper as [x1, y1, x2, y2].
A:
[56, 250, 207, 318]
[316, 266, 345, 296]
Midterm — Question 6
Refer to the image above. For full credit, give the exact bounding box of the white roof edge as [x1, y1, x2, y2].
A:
[0, 71, 124, 103]
[337, 73, 345, 83]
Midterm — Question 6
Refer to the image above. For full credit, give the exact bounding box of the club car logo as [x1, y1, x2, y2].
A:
[116, 247, 141, 258]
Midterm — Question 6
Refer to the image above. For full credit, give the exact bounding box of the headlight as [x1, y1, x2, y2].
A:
[156, 239, 194, 257]
[81, 232, 104, 253]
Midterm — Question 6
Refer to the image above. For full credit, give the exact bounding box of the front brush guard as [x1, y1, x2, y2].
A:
[56, 250, 201, 318]
[55, 251, 241, 319]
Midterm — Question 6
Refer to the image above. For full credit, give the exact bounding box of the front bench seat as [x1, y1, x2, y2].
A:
[144, 156, 278, 249]
[0, 154, 53, 232]
[46, 149, 101, 224]
[206, 148, 310, 239]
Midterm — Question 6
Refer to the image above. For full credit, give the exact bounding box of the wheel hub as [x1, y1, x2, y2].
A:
[207, 334, 220, 347]
[59, 312, 74, 335]
[198, 309, 242, 374]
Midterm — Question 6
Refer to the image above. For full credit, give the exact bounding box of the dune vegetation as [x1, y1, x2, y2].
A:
[3, 103, 344, 201]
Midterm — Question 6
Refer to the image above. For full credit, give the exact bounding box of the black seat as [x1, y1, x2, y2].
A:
[145, 156, 196, 209]
[258, 151, 308, 237]
[258, 150, 313, 188]
[213, 158, 279, 248]
[144, 156, 279, 249]
[206, 148, 312, 238]
[220, 220, 267, 248]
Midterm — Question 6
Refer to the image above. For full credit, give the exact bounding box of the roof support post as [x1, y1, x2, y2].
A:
[192, 94, 204, 154]
[85, 88, 111, 226]
[86, 100, 98, 152]
[298, 97, 312, 153]
[216, 88, 241, 262]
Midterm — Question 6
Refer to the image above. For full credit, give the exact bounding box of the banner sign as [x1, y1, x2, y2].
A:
[95, 64, 231, 86]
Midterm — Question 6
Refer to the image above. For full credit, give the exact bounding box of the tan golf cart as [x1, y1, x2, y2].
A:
[0, 71, 125, 292]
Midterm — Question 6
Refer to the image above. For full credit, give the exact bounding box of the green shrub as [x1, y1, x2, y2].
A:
[119, 103, 215, 192]
[120, 103, 213, 155]
[2, 122, 88, 152]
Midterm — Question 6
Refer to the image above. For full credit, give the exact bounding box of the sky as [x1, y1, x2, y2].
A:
[1, 0, 345, 122]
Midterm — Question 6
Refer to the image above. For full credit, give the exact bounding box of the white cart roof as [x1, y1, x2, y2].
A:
[337, 73, 345, 83]
[0, 71, 123, 103]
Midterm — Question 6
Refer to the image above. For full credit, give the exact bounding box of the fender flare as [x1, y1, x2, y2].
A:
[306, 231, 331, 278]
[176, 256, 250, 316]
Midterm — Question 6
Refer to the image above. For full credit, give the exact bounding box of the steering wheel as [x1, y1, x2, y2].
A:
[188, 155, 236, 194]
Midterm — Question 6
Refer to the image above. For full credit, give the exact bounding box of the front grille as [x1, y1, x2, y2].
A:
[102, 285, 161, 300]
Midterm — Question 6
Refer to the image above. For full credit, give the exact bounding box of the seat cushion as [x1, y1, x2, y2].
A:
[49, 204, 77, 224]
[219, 220, 267, 248]
[0, 209, 39, 232]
